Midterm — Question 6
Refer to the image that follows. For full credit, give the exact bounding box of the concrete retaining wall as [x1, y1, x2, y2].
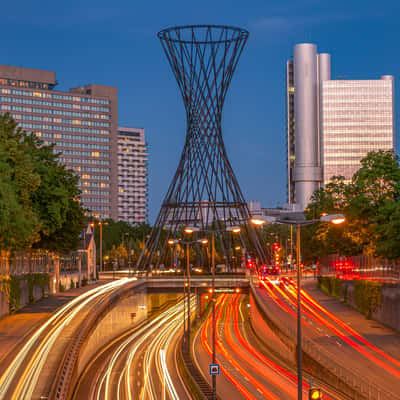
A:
[339, 281, 400, 332]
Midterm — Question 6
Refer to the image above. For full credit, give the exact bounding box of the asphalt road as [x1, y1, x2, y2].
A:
[192, 293, 344, 399]
[256, 275, 400, 399]
[73, 297, 192, 400]
[0, 278, 135, 400]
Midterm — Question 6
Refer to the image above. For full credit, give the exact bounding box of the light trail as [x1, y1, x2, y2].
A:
[300, 288, 400, 369]
[160, 349, 179, 400]
[278, 280, 400, 379]
[222, 296, 284, 400]
[0, 278, 135, 400]
[200, 294, 298, 399]
[95, 297, 191, 400]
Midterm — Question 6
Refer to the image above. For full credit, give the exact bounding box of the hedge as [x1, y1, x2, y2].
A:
[318, 276, 382, 319]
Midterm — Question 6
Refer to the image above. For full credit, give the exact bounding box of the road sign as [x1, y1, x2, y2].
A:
[209, 363, 220, 375]
[130, 312, 136, 318]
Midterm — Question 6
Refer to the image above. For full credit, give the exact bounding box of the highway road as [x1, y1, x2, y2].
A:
[0, 278, 136, 400]
[73, 297, 193, 400]
[193, 293, 345, 400]
[257, 276, 400, 399]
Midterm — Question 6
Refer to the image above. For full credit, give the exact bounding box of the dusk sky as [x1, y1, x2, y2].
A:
[1, 0, 399, 222]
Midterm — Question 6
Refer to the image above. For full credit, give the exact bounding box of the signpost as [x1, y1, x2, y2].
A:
[209, 363, 220, 376]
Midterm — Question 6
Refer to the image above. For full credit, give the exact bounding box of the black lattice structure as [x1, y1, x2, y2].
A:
[137, 25, 268, 270]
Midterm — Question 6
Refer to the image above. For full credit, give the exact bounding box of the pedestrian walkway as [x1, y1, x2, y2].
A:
[0, 281, 106, 374]
[302, 279, 400, 361]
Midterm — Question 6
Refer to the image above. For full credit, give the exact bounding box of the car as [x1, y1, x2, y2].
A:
[258, 265, 280, 286]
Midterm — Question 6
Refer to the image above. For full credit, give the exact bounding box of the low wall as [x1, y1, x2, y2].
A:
[0, 272, 85, 319]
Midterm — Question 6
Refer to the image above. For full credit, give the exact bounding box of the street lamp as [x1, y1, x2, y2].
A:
[90, 221, 109, 275]
[169, 235, 207, 349]
[251, 212, 345, 400]
[186, 224, 241, 400]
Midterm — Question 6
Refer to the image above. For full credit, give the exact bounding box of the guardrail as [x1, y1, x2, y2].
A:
[250, 280, 399, 400]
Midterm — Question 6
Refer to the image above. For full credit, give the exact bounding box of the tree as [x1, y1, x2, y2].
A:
[0, 114, 40, 250]
[26, 134, 86, 253]
[0, 113, 85, 253]
[306, 150, 400, 259]
[99, 220, 152, 265]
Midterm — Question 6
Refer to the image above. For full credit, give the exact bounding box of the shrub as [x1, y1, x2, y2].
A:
[354, 280, 382, 319]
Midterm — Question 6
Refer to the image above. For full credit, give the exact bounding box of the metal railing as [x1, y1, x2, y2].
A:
[320, 255, 400, 283]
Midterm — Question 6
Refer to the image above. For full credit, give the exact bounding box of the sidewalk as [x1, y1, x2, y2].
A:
[302, 278, 400, 361]
[0, 281, 107, 372]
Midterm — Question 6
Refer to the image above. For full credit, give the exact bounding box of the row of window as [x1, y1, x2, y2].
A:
[79, 181, 109, 188]
[0, 88, 110, 104]
[1, 104, 109, 119]
[11, 113, 110, 127]
[89, 206, 110, 211]
[18, 122, 109, 135]
[0, 95, 109, 112]
[81, 189, 109, 195]
[74, 166, 110, 173]
[59, 157, 110, 165]
[40, 132, 109, 143]
[51, 141, 110, 150]
[323, 122, 392, 127]
[0, 78, 52, 90]
[60, 150, 109, 157]
[80, 174, 110, 180]
[80, 197, 110, 204]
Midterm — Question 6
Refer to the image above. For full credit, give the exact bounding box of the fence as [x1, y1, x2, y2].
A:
[0, 251, 83, 276]
[320, 255, 400, 282]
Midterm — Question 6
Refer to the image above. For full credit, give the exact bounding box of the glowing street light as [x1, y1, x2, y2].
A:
[251, 211, 345, 400]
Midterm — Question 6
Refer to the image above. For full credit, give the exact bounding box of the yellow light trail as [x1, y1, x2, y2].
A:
[0, 278, 135, 400]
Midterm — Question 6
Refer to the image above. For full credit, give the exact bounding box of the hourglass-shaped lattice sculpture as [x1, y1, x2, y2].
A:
[137, 25, 268, 270]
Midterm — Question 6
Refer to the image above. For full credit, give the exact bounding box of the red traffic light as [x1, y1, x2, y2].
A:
[273, 243, 280, 251]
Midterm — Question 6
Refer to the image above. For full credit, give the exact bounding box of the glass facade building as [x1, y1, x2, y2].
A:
[321, 77, 394, 184]
[118, 127, 148, 225]
[0, 64, 118, 219]
[286, 45, 395, 207]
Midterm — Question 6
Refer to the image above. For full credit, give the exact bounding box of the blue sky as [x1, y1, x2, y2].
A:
[1, 0, 399, 222]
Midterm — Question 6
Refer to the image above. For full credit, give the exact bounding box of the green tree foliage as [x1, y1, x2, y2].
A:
[0, 113, 85, 253]
[99, 220, 152, 265]
[26, 134, 86, 253]
[0, 114, 40, 249]
[306, 150, 400, 259]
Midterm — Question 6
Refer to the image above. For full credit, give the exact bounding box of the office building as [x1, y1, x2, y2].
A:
[118, 127, 148, 225]
[0, 64, 118, 219]
[286, 45, 394, 208]
[321, 77, 394, 184]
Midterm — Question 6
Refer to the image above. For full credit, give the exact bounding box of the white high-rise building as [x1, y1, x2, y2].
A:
[117, 127, 148, 225]
[321, 77, 394, 184]
[286, 45, 395, 208]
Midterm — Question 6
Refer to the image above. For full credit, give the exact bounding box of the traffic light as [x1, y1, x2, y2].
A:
[309, 388, 322, 400]
[273, 243, 280, 251]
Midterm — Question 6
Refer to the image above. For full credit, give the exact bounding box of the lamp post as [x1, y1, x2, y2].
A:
[168, 234, 207, 349]
[185, 225, 240, 400]
[251, 212, 345, 400]
[90, 221, 108, 276]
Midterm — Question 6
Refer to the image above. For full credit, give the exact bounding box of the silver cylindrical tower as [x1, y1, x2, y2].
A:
[293, 43, 322, 209]
[318, 53, 331, 81]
